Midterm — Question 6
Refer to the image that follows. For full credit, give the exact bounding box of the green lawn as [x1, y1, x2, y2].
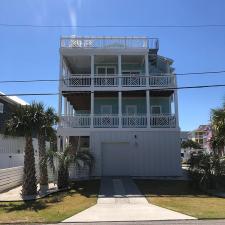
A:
[135, 179, 225, 219]
[0, 180, 100, 223]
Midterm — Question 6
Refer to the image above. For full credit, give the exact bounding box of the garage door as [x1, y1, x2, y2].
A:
[102, 142, 130, 176]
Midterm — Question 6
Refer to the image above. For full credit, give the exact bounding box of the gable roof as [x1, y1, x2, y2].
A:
[0, 91, 29, 106]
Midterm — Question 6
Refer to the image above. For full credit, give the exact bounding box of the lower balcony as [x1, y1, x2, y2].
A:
[63, 74, 175, 89]
[60, 114, 176, 129]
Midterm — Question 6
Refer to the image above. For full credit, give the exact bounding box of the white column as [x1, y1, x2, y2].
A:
[67, 101, 70, 115]
[145, 54, 149, 86]
[174, 90, 179, 128]
[118, 91, 122, 128]
[91, 92, 94, 128]
[64, 97, 68, 115]
[58, 54, 63, 117]
[70, 105, 73, 116]
[118, 55, 122, 87]
[146, 90, 150, 128]
[91, 55, 95, 88]
[58, 93, 62, 117]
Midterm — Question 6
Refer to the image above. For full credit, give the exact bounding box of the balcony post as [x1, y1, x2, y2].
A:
[58, 54, 63, 117]
[91, 55, 95, 88]
[118, 91, 122, 128]
[64, 97, 67, 115]
[91, 92, 94, 128]
[174, 90, 179, 128]
[118, 55, 122, 87]
[145, 54, 149, 86]
[146, 90, 150, 128]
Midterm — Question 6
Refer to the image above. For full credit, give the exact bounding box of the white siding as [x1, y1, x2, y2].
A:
[0, 135, 39, 154]
[90, 130, 182, 177]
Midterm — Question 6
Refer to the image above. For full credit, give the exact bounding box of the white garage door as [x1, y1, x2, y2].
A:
[102, 142, 130, 176]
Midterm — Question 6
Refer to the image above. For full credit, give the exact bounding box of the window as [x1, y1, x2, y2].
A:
[96, 66, 116, 75]
[101, 105, 112, 114]
[0, 103, 4, 113]
[126, 105, 137, 115]
[151, 105, 161, 114]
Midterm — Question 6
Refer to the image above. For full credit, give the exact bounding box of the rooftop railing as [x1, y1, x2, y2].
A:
[61, 36, 159, 49]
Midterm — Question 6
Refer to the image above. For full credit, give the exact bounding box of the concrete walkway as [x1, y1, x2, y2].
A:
[63, 177, 196, 222]
[0, 183, 57, 201]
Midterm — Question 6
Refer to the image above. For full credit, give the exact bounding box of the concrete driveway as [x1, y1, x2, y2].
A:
[63, 177, 196, 222]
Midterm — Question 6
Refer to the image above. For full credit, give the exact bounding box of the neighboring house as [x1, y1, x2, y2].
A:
[189, 125, 212, 152]
[0, 92, 38, 169]
[180, 131, 190, 162]
[57, 36, 181, 177]
[180, 131, 189, 143]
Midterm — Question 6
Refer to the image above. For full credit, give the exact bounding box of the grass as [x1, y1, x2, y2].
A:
[0, 179, 100, 223]
[135, 179, 225, 219]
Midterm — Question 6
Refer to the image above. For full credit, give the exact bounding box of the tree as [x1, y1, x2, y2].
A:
[211, 105, 225, 155]
[4, 104, 38, 196]
[47, 145, 94, 189]
[188, 152, 225, 190]
[33, 102, 58, 192]
[181, 139, 202, 149]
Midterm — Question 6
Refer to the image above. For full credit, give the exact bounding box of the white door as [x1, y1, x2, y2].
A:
[102, 142, 130, 176]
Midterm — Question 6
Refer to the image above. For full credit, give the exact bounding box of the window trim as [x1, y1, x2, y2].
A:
[0, 103, 4, 113]
[151, 105, 162, 114]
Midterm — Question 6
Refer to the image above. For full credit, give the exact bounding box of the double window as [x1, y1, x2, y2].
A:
[96, 66, 116, 75]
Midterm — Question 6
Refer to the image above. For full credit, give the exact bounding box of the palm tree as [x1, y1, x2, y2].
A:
[211, 104, 225, 155]
[32, 102, 58, 192]
[47, 145, 94, 189]
[4, 104, 38, 196]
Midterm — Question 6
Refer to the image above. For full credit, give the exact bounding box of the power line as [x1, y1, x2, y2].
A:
[1, 23, 225, 29]
[1, 70, 225, 84]
[1, 84, 225, 97]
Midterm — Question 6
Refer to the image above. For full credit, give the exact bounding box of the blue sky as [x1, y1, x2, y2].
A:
[0, 0, 225, 131]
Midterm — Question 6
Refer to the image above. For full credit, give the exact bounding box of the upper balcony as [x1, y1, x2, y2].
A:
[62, 73, 176, 91]
[60, 36, 159, 50]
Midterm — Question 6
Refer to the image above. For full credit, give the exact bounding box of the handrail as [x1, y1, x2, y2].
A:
[60, 37, 159, 49]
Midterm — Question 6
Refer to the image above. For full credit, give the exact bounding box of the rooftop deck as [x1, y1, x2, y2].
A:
[60, 36, 159, 50]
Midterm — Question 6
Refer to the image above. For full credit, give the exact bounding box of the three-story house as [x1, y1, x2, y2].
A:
[57, 36, 181, 177]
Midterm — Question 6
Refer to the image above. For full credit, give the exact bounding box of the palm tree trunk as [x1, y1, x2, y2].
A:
[22, 136, 37, 196]
[57, 164, 69, 189]
[38, 133, 48, 192]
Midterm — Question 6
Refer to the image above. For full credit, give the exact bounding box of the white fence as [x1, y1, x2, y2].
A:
[0, 164, 55, 193]
[0, 166, 23, 192]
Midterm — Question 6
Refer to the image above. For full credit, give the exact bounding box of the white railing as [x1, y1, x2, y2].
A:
[94, 115, 119, 128]
[63, 74, 175, 88]
[61, 115, 91, 128]
[61, 37, 159, 49]
[150, 75, 175, 87]
[60, 114, 176, 128]
[94, 75, 119, 87]
[150, 114, 176, 128]
[64, 74, 91, 87]
[122, 115, 147, 128]
[122, 75, 146, 87]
